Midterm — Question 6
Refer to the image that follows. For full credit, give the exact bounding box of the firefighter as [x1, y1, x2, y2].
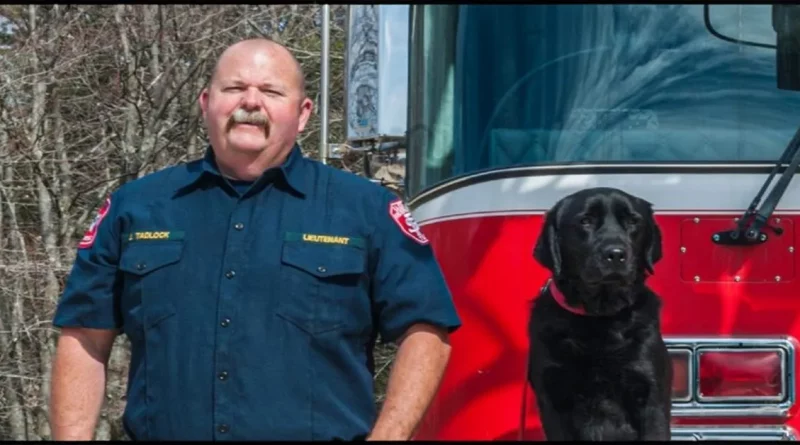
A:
[48, 38, 461, 441]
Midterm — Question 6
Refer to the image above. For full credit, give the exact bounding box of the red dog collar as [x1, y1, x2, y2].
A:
[547, 279, 593, 316]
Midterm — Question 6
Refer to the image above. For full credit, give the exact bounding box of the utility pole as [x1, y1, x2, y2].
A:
[319, 4, 330, 165]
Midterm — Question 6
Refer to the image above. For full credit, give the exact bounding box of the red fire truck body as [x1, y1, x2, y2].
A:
[411, 171, 798, 440]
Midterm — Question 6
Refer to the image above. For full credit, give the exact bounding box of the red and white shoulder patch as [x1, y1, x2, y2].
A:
[388, 198, 429, 245]
[78, 196, 112, 249]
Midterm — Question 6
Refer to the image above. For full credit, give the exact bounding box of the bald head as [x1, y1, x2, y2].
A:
[199, 37, 314, 181]
[210, 38, 306, 98]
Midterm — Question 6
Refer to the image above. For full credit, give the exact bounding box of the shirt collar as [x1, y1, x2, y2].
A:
[181, 143, 307, 197]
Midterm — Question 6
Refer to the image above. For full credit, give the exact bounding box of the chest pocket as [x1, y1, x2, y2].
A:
[276, 240, 367, 336]
[118, 240, 184, 329]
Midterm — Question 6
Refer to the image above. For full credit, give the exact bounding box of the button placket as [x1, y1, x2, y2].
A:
[213, 206, 249, 439]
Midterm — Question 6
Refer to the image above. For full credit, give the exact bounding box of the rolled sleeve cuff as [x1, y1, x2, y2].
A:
[379, 306, 462, 344]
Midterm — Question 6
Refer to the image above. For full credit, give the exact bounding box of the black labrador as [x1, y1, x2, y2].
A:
[527, 187, 672, 441]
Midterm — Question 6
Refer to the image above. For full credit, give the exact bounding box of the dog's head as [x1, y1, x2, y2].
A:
[533, 187, 662, 315]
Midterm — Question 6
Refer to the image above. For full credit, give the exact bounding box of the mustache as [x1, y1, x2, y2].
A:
[229, 108, 269, 127]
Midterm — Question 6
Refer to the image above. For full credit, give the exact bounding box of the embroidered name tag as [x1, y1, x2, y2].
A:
[124, 231, 185, 242]
[284, 232, 365, 248]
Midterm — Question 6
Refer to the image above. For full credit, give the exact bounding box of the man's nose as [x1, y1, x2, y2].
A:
[241, 88, 261, 109]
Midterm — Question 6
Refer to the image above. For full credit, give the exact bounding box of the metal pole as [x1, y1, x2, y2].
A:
[320, 4, 330, 165]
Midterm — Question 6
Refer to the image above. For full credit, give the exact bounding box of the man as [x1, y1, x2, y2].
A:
[49, 38, 461, 441]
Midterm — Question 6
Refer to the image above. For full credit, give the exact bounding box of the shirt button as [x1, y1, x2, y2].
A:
[234, 222, 244, 230]
[225, 270, 235, 279]
[317, 266, 327, 273]
[218, 371, 228, 380]
[218, 424, 229, 434]
[136, 263, 147, 271]
[220, 318, 230, 327]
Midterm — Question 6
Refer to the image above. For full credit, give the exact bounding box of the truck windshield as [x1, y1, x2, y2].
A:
[406, 4, 800, 197]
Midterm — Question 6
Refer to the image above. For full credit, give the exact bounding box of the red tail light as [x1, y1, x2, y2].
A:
[698, 349, 785, 402]
[670, 349, 691, 402]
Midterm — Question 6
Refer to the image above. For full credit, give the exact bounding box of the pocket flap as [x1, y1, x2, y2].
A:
[119, 242, 184, 276]
[281, 242, 366, 278]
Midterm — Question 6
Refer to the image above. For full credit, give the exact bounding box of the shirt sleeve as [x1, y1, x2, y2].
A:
[370, 191, 461, 344]
[53, 191, 124, 330]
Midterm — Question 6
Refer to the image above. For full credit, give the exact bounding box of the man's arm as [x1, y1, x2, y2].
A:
[367, 323, 451, 441]
[49, 192, 125, 440]
[50, 327, 118, 440]
[368, 193, 462, 440]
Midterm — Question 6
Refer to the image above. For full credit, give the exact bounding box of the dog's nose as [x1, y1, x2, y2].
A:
[604, 247, 626, 264]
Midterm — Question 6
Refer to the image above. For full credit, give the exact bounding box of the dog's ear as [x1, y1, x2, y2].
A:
[643, 200, 663, 275]
[533, 203, 562, 276]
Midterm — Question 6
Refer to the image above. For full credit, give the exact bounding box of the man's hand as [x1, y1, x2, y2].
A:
[49, 327, 118, 440]
[367, 323, 452, 441]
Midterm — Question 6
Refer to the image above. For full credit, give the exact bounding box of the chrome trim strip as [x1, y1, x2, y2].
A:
[407, 163, 800, 208]
[671, 426, 797, 441]
[696, 348, 786, 403]
[664, 337, 796, 418]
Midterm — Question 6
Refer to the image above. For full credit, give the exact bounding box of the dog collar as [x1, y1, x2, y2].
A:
[546, 279, 593, 316]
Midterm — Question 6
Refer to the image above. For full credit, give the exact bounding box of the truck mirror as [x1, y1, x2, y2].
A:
[704, 5, 800, 91]
[773, 5, 800, 90]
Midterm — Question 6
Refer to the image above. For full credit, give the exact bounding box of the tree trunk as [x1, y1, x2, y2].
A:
[115, 5, 141, 175]
[2, 175, 35, 440]
[0, 117, 29, 441]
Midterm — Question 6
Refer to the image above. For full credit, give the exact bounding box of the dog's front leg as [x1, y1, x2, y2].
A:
[533, 391, 579, 441]
[638, 388, 671, 441]
[639, 404, 671, 441]
[534, 367, 584, 441]
[632, 380, 671, 440]
[620, 365, 671, 440]
[638, 358, 672, 440]
[575, 401, 638, 441]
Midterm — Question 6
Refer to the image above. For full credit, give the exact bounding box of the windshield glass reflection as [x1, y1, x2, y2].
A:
[406, 5, 800, 196]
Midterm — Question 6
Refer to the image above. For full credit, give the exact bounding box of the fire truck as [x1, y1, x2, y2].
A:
[336, 4, 800, 441]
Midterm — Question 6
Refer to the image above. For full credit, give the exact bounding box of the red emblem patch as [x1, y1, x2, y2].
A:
[388, 199, 429, 245]
[78, 196, 111, 249]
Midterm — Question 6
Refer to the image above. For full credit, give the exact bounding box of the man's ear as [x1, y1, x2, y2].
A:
[644, 201, 663, 275]
[297, 96, 313, 133]
[199, 88, 210, 120]
[533, 203, 562, 276]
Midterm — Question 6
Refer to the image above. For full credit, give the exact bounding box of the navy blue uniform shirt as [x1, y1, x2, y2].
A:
[52, 144, 461, 441]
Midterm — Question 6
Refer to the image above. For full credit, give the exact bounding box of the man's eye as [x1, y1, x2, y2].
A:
[580, 217, 592, 226]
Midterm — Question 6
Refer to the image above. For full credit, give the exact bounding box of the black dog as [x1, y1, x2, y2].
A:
[527, 187, 672, 441]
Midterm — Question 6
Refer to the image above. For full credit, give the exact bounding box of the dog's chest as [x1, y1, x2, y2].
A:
[538, 324, 656, 398]
[556, 325, 638, 359]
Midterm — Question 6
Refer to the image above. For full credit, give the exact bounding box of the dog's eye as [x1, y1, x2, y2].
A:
[625, 216, 641, 227]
